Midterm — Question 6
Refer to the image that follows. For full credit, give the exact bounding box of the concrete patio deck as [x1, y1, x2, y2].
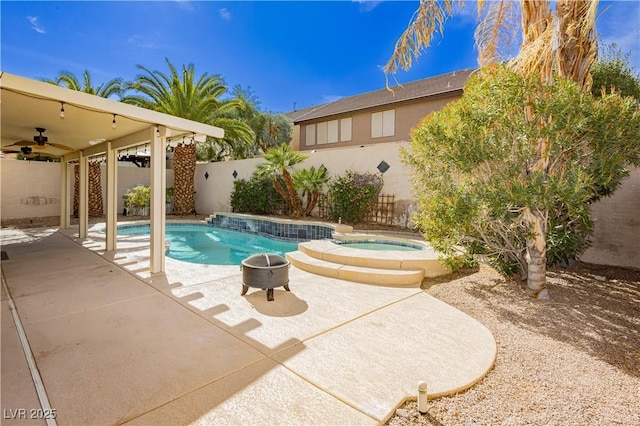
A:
[1, 224, 496, 425]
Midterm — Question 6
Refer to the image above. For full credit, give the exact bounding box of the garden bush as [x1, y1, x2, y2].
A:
[123, 185, 174, 216]
[327, 169, 383, 224]
[230, 172, 284, 215]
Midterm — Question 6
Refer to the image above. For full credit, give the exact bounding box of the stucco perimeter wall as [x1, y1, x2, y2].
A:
[194, 141, 414, 214]
[1, 159, 61, 219]
[195, 156, 264, 213]
[0, 160, 174, 220]
[580, 167, 640, 270]
[98, 165, 175, 213]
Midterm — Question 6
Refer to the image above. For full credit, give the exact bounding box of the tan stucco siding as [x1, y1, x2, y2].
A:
[298, 94, 461, 151]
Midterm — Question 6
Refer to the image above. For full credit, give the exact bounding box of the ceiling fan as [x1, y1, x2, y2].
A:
[1, 145, 60, 161]
[6, 127, 73, 151]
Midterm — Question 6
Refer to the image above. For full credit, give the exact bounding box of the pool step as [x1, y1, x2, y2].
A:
[286, 250, 425, 286]
[297, 240, 449, 278]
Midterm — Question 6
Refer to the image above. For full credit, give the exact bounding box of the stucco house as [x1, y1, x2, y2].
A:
[288, 69, 475, 151]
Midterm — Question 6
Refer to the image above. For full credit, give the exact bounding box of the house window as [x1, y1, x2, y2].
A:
[306, 117, 352, 146]
[371, 109, 395, 138]
[317, 122, 328, 145]
[327, 120, 339, 143]
[306, 124, 316, 146]
[340, 118, 352, 142]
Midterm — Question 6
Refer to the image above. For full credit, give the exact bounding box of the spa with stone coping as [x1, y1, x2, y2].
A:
[207, 213, 450, 286]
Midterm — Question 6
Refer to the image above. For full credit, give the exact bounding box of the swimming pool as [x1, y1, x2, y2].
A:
[117, 224, 299, 265]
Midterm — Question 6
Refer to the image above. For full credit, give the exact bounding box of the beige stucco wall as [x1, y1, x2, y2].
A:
[195, 157, 264, 213]
[193, 142, 415, 214]
[0, 160, 174, 220]
[580, 167, 640, 269]
[0, 159, 61, 219]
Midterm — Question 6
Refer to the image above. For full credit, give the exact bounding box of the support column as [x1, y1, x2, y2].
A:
[59, 161, 70, 229]
[105, 142, 118, 251]
[78, 152, 89, 238]
[150, 126, 167, 273]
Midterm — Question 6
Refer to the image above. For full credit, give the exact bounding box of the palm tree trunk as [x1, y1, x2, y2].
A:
[523, 207, 549, 299]
[73, 164, 79, 218]
[173, 144, 196, 215]
[88, 161, 103, 217]
[304, 191, 320, 216]
[271, 179, 289, 208]
[281, 169, 303, 218]
[556, 0, 598, 90]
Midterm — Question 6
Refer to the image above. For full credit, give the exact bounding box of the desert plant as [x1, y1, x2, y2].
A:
[293, 165, 330, 216]
[404, 65, 640, 289]
[256, 144, 308, 218]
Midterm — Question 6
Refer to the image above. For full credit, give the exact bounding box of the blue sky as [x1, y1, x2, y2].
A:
[2, 1, 639, 113]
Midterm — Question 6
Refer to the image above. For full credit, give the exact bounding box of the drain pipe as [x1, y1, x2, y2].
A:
[2, 273, 57, 426]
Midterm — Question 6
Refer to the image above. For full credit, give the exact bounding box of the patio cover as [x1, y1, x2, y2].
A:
[0, 71, 224, 273]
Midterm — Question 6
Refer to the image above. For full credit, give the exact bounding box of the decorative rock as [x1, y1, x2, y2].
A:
[395, 408, 409, 418]
[537, 288, 550, 300]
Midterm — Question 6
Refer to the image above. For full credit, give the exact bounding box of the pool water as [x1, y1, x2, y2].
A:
[118, 224, 299, 265]
[338, 242, 422, 251]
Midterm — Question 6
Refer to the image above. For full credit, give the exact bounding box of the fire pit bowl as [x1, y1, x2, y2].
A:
[241, 253, 290, 301]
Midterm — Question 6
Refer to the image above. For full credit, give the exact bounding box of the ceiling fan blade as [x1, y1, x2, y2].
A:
[48, 142, 74, 151]
[7, 141, 36, 147]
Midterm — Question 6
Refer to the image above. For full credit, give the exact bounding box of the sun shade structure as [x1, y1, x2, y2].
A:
[0, 71, 224, 273]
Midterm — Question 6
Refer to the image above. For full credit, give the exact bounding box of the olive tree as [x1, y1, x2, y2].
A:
[404, 66, 640, 295]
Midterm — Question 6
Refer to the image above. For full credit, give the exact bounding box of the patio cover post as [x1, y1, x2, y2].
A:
[105, 142, 117, 251]
[149, 126, 167, 273]
[78, 152, 89, 238]
[59, 160, 70, 229]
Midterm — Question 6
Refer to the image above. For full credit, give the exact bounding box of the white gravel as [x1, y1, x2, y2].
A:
[386, 264, 640, 425]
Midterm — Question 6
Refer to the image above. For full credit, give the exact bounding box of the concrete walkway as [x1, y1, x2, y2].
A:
[1, 225, 496, 425]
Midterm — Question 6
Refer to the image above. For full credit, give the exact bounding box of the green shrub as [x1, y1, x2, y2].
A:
[327, 169, 383, 224]
[123, 185, 150, 215]
[230, 172, 284, 214]
[123, 185, 174, 216]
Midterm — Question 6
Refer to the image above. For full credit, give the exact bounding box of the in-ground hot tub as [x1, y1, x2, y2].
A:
[241, 253, 290, 301]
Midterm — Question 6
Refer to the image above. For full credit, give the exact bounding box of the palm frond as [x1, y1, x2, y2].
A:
[475, 0, 520, 66]
[383, 0, 458, 76]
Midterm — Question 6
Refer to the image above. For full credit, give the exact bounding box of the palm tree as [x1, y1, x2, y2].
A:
[293, 165, 329, 216]
[221, 86, 293, 158]
[41, 70, 124, 98]
[42, 69, 124, 218]
[124, 58, 254, 215]
[256, 144, 308, 218]
[386, 0, 599, 298]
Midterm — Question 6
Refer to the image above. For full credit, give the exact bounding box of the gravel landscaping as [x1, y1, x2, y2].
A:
[387, 263, 640, 425]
